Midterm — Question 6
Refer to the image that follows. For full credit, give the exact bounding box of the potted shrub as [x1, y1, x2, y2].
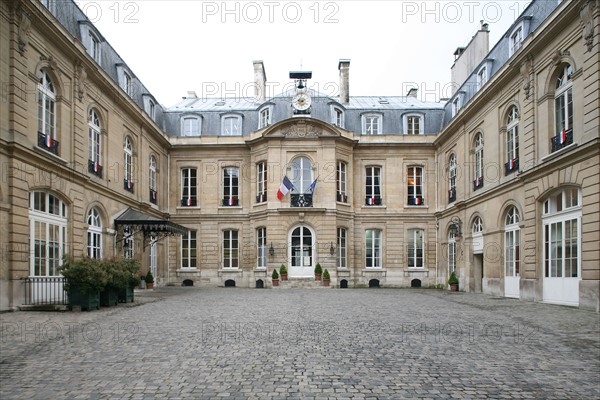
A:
[314, 263, 323, 281]
[116, 258, 139, 303]
[60, 257, 106, 311]
[145, 270, 154, 289]
[272, 269, 280, 287]
[322, 269, 331, 286]
[448, 271, 459, 292]
[279, 264, 288, 280]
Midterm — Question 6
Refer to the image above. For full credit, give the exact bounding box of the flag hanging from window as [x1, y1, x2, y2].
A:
[560, 129, 567, 144]
[308, 178, 318, 193]
[45, 133, 53, 148]
[186, 197, 193, 206]
[277, 176, 294, 200]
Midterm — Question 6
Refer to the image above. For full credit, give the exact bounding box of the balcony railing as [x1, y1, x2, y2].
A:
[448, 188, 456, 203]
[473, 177, 484, 191]
[181, 197, 197, 207]
[37, 132, 59, 155]
[88, 159, 103, 178]
[408, 196, 424, 206]
[291, 194, 313, 207]
[222, 197, 239, 207]
[256, 193, 267, 203]
[365, 197, 382, 206]
[337, 193, 348, 203]
[551, 129, 573, 153]
[505, 158, 519, 175]
[150, 189, 157, 204]
[124, 180, 135, 193]
[23, 276, 67, 305]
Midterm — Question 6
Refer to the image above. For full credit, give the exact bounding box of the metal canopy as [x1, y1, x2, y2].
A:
[114, 208, 188, 247]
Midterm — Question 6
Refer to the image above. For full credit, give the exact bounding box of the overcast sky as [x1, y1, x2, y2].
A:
[76, 0, 532, 107]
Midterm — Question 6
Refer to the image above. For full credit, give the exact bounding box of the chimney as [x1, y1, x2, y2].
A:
[338, 59, 350, 104]
[450, 21, 490, 95]
[253, 60, 267, 103]
[406, 88, 418, 98]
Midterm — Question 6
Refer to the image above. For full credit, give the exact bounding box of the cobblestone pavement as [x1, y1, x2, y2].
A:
[1, 288, 599, 399]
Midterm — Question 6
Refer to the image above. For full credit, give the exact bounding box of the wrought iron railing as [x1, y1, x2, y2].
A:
[408, 196, 424, 206]
[505, 158, 519, 175]
[551, 129, 573, 153]
[37, 132, 59, 155]
[256, 193, 267, 203]
[473, 177, 484, 191]
[365, 197, 382, 206]
[23, 276, 67, 305]
[124, 180, 135, 193]
[150, 189, 157, 204]
[337, 193, 348, 203]
[222, 197, 239, 206]
[181, 197, 197, 207]
[88, 159, 103, 178]
[291, 194, 313, 207]
[448, 188, 456, 203]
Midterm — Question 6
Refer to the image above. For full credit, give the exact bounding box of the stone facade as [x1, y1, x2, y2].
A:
[0, 0, 598, 311]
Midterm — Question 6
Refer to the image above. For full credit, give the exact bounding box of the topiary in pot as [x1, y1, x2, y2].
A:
[279, 264, 288, 280]
[448, 271, 459, 292]
[272, 269, 280, 287]
[314, 263, 323, 281]
[145, 270, 155, 289]
[322, 269, 331, 286]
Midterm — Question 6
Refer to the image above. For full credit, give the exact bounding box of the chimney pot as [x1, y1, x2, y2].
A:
[338, 59, 350, 104]
[253, 60, 267, 103]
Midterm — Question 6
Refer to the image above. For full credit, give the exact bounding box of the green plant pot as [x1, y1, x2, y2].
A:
[68, 288, 100, 311]
[100, 286, 119, 307]
[118, 285, 135, 303]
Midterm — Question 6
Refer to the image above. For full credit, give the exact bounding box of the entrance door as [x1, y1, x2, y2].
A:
[473, 254, 483, 293]
[289, 226, 314, 278]
[504, 228, 520, 298]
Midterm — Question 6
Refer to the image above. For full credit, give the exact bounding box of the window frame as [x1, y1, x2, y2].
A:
[181, 230, 197, 269]
[180, 168, 197, 207]
[222, 167, 240, 206]
[88, 109, 102, 175]
[407, 229, 424, 269]
[506, 106, 519, 174]
[291, 156, 313, 194]
[87, 207, 102, 259]
[407, 166, 424, 206]
[403, 114, 424, 135]
[337, 227, 347, 269]
[256, 161, 267, 203]
[509, 26, 523, 56]
[336, 161, 347, 203]
[149, 156, 157, 204]
[477, 65, 487, 90]
[365, 165, 382, 206]
[181, 115, 201, 136]
[257, 227, 267, 269]
[474, 132, 484, 189]
[362, 113, 382, 135]
[221, 114, 242, 136]
[223, 230, 239, 269]
[258, 106, 272, 129]
[29, 192, 67, 277]
[504, 207, 520, 278]
[448, 153, 457, 203]
[365, 229, 382, 268]
[124, 136, 133, 191]
[554, 64, 573, 136]
[331, 106, 345, 128]
[37, 69, 56, 140]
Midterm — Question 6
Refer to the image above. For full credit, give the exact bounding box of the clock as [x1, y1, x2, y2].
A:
[292, 93, 312, 111]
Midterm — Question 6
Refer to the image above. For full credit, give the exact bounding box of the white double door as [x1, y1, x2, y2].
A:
[288, 226, 315, 278]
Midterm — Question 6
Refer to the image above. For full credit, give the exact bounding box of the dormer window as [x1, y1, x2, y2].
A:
[148, 100, 155, 120]
[510, 27, 523, 56]
[143, 95, 157, 121]
[79, 22, 102, 64]
[123, 72, 132, 95]
[221, 114, 242, 136]
[477, 65, 487, 90]
[89, 32, 101, 63]
[117, 65, 133, 96]
[452, 97, 461, 117]
[181, 116, 201, 136]
[331, 106, 344, 128]
[403, 114, 424, 135]
[362, 114, 382, 135]
[258, 106, 271, 129]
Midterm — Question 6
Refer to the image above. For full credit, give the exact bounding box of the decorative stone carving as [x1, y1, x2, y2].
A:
[282, 121, 322, 138]
[520, 55, 533, 100]
[16, 5, 31, 56]
[75, 61, 87, 102]
[580, 0, 597, 52]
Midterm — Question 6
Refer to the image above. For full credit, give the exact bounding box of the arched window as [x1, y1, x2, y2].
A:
[505, 206, 520, 278]
[474, 133, 484, 190]
[472, 216, 483, 234]
[29, 191, 67, 276]
[448, 229, 456, 274]
[506, 106, 519, 175]
[87, 208, 102, 259]
[37, 69, 57, 154]
[124, 137, 134, 192]
[88, 109, 102, 177]
[149, 156, 157, 204]
[553, 64, 573, 152]
[291, 157, 312, 194]
[448, 153, 457, 203]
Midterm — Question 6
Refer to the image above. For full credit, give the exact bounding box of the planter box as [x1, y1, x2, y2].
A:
[68, 288, 100, 311]
[118, 285, 135, 303]
[100, 287, 119, 307]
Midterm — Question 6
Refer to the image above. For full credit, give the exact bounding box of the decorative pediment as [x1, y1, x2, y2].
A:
[263, 118, 340, 139]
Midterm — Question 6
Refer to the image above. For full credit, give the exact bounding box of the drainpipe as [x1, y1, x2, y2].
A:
[167, 152, 171, 285]
[434, 149, 439, 286]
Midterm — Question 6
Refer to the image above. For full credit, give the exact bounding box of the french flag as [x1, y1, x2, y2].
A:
[186, 197, 192, 206]
[509, 159, 515, 170]
[414, 197, 422, 205]
[151, 191, 156, 200]
[228, 197, 236, 206]
[367, 197, 375, 205]
[45, 134, 53, 148]
[477, 177, 482, 186]
[94, 161, 99, 172]
[277, 176, 294, 200]
[127, 180, 132, 189]
[560, 129, 567, 144]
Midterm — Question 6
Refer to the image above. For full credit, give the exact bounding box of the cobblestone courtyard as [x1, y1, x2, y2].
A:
[1, 288, 599, 399]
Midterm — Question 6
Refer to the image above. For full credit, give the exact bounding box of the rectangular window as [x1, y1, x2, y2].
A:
[256, 162, 267, 203]
[336, 161, 347, 203]
[223, 230, 239, 268]
[257, 227, 267, 269]
[406, 116, 421, 135]
[89, 33, 100, 62]
[544, 218, 579, 278]
[223, 167, 239, 206]
[365, 166, 382, 206]
[259, 108, 270, 129]
[477, 66, 487, 90]
[505, 229, 520, 277]
[364, 115, 381, 135]
[123, 72, 132, 95]
[407, 229, 424, 268]
[407, 166, 424, 205]
[510, 27, 522, 56]
[335, 108, 344, 127]
[365, 229, 382, 268]
[181, 231, 197, 269]
[182, 117, 200, 136]
[337, 228, 347, 269]
[222, 116, 241, 135]
[181, 168, 197, 206]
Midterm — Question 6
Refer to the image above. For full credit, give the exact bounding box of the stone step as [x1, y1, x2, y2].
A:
[273, 278, 333, 289]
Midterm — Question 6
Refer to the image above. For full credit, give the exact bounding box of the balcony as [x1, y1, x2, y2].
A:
[551, 129, 573, 153]
[473, 177, 484, 191]
[149, 189, 157, 204]
[337, 193, 348, 203]
[88, 159, 103, 178]
[124, 180, 134, 193]
[365, 197, 382, 206]
[181, 197, 197, 207]
[291, 194, 313, 207]
[222, 197, 239, 207]
[505, 158, 519, 175]
[256, 193, 267, 203]
[408, 196, 424, 206]
[448, 188, 456, 203]
[37, 132, 59, 155]
[23, 276, 67, 305]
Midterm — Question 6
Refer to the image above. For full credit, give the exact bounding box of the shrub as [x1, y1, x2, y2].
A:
[272, 269, 279, 279]
[279, 264, 287, 274]
[314, 263, 323, 274]
[60, 257, 107, 294]
[145, 270, 154, 284]
[323, 269, 330, 280]
[448, 271, 459, 285]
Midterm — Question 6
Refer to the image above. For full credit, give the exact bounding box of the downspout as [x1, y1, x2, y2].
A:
[434, 147, 439, 286]
[167, 151, 171, 285]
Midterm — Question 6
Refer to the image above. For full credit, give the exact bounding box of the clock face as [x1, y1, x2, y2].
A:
[292, 93, 312, 111]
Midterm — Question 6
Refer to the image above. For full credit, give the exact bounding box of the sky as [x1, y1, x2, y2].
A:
[76, 0, 532, 107]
